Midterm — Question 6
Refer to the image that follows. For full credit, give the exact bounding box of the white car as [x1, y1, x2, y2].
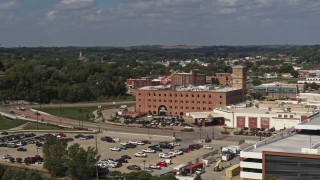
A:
[120, 142, 129, 146]
[195, 168, 205, 174]
[79, 136, 89, 140]
[136, 141, 145, 145]
[142, 148, 156, 153]
[173, 150, 183, 155]
[129, 141, 138, 145]
[148, 164, 161, 170]
[203, 145, 213, 149]
[113, 138, 120, 142]
[168, 152, 176, 157]
[2, 154, 11, 159]
[134, 152, 147, 157]
[159, 153, 172, 158]
[169, 142, 181, 146]
[110, 147, 121, 151]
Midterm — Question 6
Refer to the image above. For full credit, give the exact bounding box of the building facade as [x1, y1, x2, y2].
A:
[126, 77, 160, 94]
[135, 86, 245, 116]
[253, 83, 299, 99]
[171, 69, 206, 86]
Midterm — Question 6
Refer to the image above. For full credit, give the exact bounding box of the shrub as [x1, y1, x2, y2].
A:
[16, 158, 22, 164]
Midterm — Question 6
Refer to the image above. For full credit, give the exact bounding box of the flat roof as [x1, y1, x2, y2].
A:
[139, 85, 240, 92]
[295, 114, 320, 130]
[251, 134, 320, 154]
[187, 112, 223, 119]
[215, 107, 311, 116]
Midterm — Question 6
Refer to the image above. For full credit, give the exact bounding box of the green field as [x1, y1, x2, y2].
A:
[39, 107, 97, 121]
[22, 122, 73, 131]
[0, 117, 28, 130]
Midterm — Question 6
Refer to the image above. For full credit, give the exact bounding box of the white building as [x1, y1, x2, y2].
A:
[213, 107, 314, 130]
[240, 112, 320, 180]
[298, 77, 320, 85]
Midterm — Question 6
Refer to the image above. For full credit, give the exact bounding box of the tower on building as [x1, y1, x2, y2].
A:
[232, 66, 246, 90]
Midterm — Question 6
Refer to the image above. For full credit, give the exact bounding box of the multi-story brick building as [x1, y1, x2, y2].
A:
[171, 69, 206, 86]
[135, 66, 247, 116]
[135, 86, 245, 116]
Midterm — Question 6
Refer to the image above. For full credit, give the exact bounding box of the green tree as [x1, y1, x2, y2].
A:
[194, 174, 202, 180]
[290, 70, 299, 78]
[16, 157, 22, 164]
[0, 164, 5, 178]
[9, 157, 15, 163]
[252, 79, 262, 86]
[159, 173, 177, 180]
[43, 137, 67, 177]
[67, 143, 99, 180]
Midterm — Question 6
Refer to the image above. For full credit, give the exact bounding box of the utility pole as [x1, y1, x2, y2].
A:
[212, 126, 215, 140]
[95, 134, 99, 180]
[36, 112, 39, 133]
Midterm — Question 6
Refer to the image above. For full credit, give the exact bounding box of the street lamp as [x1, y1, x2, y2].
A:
[36, 111, 39, 133]
[143, 160, 146, 170]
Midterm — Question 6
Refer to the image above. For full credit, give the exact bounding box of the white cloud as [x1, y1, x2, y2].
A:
[57, 0, 95, 10]
[46, 10, 58, 20]
[0, 0, 20, 10]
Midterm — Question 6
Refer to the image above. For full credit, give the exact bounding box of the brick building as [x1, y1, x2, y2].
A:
[135, 66, 247, 116]
[126, 77, 160, 94]
[135, 86, 245, 116]
[171, 69, 206, 86]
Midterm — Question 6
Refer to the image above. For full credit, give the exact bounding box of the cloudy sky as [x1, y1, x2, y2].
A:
[0, 0, 319, 47]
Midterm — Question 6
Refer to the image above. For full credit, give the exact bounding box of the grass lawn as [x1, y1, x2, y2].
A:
[22, 122, 73, 131]
[0, 117, 28, 130]
[38, 107, 97, 121]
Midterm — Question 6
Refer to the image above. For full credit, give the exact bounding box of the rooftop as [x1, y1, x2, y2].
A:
[244, 113, 320, 154]
[138, 85, 240, 92]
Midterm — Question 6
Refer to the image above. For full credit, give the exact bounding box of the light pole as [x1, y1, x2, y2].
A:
[143, 160, 146, 170]
[36, 111, 39, 133]
[199, 126, 202, 141]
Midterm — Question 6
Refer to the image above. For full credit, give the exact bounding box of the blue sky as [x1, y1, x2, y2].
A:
[0, 0, 319, 47]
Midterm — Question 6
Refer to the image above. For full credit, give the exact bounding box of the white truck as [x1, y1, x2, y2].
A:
[222, 146, 240, 155]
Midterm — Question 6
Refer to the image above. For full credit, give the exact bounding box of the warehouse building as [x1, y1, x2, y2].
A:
[252, 83, 302, 99]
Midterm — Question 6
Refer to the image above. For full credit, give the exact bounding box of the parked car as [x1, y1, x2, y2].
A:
[127, 165, 141, 171]
[17, 147, 27, 151]
[110, 147, 121, 151]
[115, 157, 128, 163]
[75, 134, 84, 138]
[142, 148, 156, 153]
[159, 153, 172, 158]
[141, 140, 151, 144]
[148, 164, 161, 170]
[0, 132, 8, 135]
[203, 145, 213, 149]
[79, 136, 90, 140]
[189, 144, 201, 149]
[134, 152, 147, 157]
[121, 155, 132, 159]
[2, 154, 11, 159]
[156, 161, 168, 167]
[195, 168, 205, 175]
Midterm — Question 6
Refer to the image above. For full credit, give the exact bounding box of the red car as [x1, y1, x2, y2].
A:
[156, 161, 168, 167]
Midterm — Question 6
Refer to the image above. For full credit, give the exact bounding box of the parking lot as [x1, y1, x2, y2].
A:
[0, 131, 222, 176]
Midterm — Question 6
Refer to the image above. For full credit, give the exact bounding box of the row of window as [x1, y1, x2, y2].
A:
[138, 93, 224, 99]
[137, 105, 213, 111]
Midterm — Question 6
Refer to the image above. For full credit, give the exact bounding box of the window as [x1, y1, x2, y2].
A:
[192, 94, 194, 97]
[186, 100, 189, 103]
[220, 102, 222, 104]
[170, 94, 172, 97]
[203, 101, 206, 104]
[186, 107, 189, 109]
[164, 94, 166, 96]
[154, 93, 156, 96]
[209, 101, 212, 104]
[220, 95, 222, 98]
[278, 115, 282, 118]
[175, 100, 177, 103]
[203, 107, 206, 110]
[180, 107, 183, 109]
[197, 107, 200, 110]
[192, 107, 195, 109]
[169, 100, 172, 102]
[180, 94, 183, 97]
[153, 105, 156, 108]
[159, 94, 161, 96]
[159, 100, 161, 102]
[164, 100, 167, 102]
[148, 99, 151, 102]
[197, 95, 200, 98]
[175, 94, 177, 97]
[192, 101, 194, 103]
[209, 95, 211, 98]
[284, 115, 288, 118]
[197, 101, 200, 103]
[139, 99, 141, 101]
[148, 93, 150, 96]
[169, 106, 172, 108]
[180, 100, 183, 103]
[175, 106, 178, 109]
[209, 108, 212, 110]
[186, 94, 189, 97]
[139, 105, 141, 107]
[153, 99, 156, 102]
[290, 115, 293, 118]
[203, 95, 206, 98]
[139, 93, 141, 95]
[148, 105, 151, 108]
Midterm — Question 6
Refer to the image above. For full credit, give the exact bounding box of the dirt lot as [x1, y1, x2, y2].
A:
[0, 131, 219, 176]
